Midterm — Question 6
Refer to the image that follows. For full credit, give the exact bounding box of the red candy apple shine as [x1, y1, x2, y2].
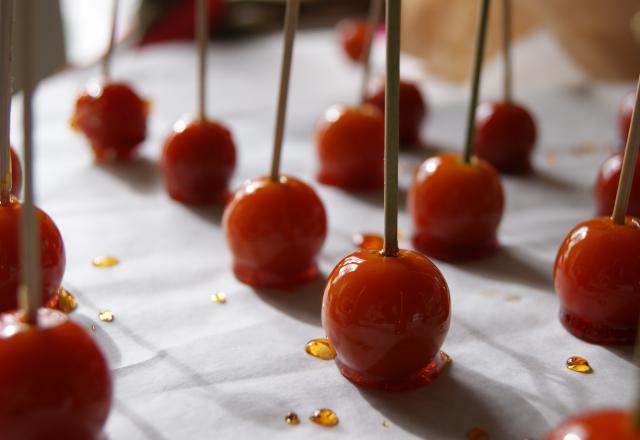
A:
[316, 104, 384, 190]
[224, 176, 327, 288]
[474, 101, 537, 174]
[0, 309, 112, 440]
[161, 119, 236, 205]
[543, 409, 640, 440]
[71, 82, 149, 162]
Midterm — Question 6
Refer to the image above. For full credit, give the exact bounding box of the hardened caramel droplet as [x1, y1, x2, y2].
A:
[98, 310, 114, 322]
[309, 409, 339, 427]
[211, 292, 227, 304]
[305, 338, 336, 360]
[284, 412, 300, 425]
[92, 255, 120, 268]
[48, 287, 78, 313]
[566, 356, 593, 374]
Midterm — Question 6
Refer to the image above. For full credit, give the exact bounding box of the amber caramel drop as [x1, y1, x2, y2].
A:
[305, 338, 337, 360]
[467, 427, 490, 440]
[309, 409, 339, 427]
[211, 292, 227, 304]
[284, 412, 300, 425]
[98, 310, 114, 322]
[92, 256, 120, 268]
[566, 356, 593, 374]
[48, 288, 78, 313]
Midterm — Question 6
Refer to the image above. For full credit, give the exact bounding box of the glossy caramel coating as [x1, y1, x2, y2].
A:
[474, 101, 537, 174]
[71, 82, 149, 162]
[0, 200, 65, 312]
[223, 176, 327, 288]
[594, 153, 640, 217]
[161, 119, 236, 205]
[9, 147, 22, 198]
[408, 153, 504, 262]
[366, 79, 427, 147]
[544, 410, 640, 440]
[316, 104, 384, 191]
[322, 249, 450, 390]
[338, 20, 369, 62]
[554, 216, 640, 344]
[0, 309, 112, 440]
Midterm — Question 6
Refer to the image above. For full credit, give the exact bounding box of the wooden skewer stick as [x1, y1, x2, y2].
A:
[0, 0, 14, 202]
[502, 0, 512, 103]
[269, 0, 300, 182]
[196, 0, 208, 121]
[102, 0, 120, 80]
[382, 0, 400, 257]
[462, 0, 491, 165]
[612, 76, 640, 225]
[18, 0, 41, 325]
[359, 0, 384, 104]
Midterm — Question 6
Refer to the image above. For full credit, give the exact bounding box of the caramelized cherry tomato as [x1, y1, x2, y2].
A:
[0, 309, 112, 440]
[408, 153, 504, 262]
[338, 20, 369, 62]
[9, 147, 22, 198]
[619, 91, 634, 150]
[0, 200, 65, 312]
[316, 104, 384, 191]
[161, 119, 236, 205]
[594, 153, 640, 217]
[554, 216, 640, 345]
[366, 79, 427, 147]
[544, 410, 639, 440]
[322, 249, 450, 391]
[223, 176, 327, 288]
[474, 101, 537, 174]
[71, 82, 149, 162]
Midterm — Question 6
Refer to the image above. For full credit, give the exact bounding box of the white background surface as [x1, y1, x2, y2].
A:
[11, 30, 638, 439]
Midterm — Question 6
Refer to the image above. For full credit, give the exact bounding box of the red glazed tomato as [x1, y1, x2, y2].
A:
[474, 101, 537, 174]
[408, 152, 504, 262]
[9, 147, 22, 198]
[366, 79, 427, 147]
[0, 309, 112, 440]
[71, 82, 149, 162]
[161, 118, 236, 205]
[322, 249, 451, 391]
[0, 200, 65, 313]
[619, 91, 634, 150]
[338, 20, 369, 62]
[316, 104, 384, 191]
[554, 216, 640, 345]
[544, 410, 640, 440]
[223, 176, 327, 288]
[594, 153, 640, 217]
